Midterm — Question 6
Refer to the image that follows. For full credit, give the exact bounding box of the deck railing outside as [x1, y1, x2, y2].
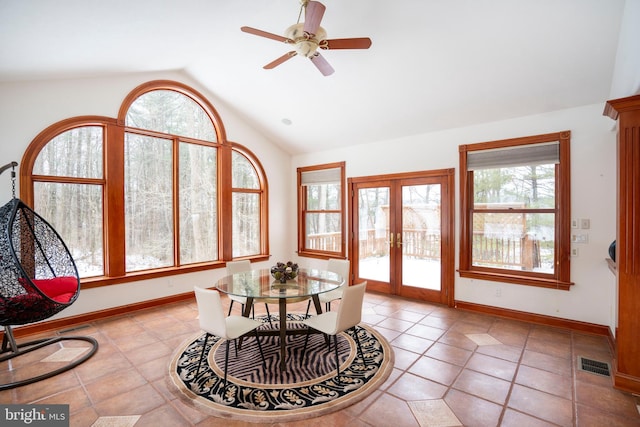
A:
[308, 229, 541, 270]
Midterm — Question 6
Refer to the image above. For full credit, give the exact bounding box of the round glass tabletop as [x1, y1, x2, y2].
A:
[215, 268, 343, 299]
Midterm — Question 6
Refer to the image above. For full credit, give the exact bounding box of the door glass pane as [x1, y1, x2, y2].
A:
[125, 133, 174, 271]
[33, 182, 104, 278]
[402, 184, 441, 290]
[358, 187, 390, 283]
[179, 142, 217, 264]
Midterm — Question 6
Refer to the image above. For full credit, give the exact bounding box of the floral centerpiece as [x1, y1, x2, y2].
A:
[270, 261, 298, 283]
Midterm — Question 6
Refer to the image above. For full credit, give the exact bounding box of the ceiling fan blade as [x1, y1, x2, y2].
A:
[323, 37, 372, 50]
[303, 1, 326, 35]
[310, 53, 334, 76]
[264, 52, 297, 69]
[241, 26, 290, 43]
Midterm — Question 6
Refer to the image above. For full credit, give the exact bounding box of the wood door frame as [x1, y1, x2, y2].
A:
[348, 168, 455, 307]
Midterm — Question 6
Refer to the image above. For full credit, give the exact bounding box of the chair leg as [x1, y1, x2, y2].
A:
[1, 325, 18, 353]
[326, 302, 331, 312]
[227, 300, 234, 316]
[352, 326, 366, 367]
[254, 329, 266, 369]
[222, 339, 230, 389]
[264, 304, 273, 327]
[333, 334, 340, 382]
[302, 326, 312, 361]
[196, 333, 210, 379]
[304, 299, 312, 318]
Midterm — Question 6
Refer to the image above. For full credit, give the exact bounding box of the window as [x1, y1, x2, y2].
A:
[297, 162, 346, 259]
[232, 147, 266, 258]
[22, 81, 269, 285]
[458, 131, 572, 290]
[32, 124, 106, 277]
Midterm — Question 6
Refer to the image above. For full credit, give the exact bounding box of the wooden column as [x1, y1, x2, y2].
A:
[604, 94, 640, 394]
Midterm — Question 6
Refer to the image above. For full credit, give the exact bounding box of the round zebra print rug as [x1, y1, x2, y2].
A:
[168, 314, 393, 423]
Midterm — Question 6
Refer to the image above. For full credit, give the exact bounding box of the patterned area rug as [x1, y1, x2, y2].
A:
[168, 314, 393, 423]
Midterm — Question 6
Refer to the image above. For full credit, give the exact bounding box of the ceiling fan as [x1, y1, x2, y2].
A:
[241, 0, 372, 76]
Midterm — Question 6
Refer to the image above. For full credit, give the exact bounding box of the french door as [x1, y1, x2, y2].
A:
[348, 169, 455, 305]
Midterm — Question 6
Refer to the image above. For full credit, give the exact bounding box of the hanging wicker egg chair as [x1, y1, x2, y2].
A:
[0, 161, 98, 390]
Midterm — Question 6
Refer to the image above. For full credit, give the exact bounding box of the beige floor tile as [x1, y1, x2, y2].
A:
[408, 399, 462, 427]
[3, 291, 640, 427]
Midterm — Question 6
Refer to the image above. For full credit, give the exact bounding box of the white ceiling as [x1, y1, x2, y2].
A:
[0, 0, 625, 154]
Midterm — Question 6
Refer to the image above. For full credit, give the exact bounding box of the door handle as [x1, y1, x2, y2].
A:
[397, 233, 402, 248]
[389, 232, 394, 248]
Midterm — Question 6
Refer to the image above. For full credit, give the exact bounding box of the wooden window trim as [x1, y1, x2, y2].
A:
[458, 131, 573, 290]
[297, 161, 346, 260]
[20, 81, 270, 289]
[230, 142, 270, 258]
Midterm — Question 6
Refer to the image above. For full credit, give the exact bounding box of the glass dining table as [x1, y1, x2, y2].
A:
[215, 267, 343, 370]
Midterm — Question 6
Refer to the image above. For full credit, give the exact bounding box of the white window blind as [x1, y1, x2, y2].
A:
[300, 167, 341, 186]
[468, 141, 559, 170]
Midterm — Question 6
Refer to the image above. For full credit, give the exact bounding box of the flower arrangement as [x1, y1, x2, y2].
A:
[270, 261, 298, 283]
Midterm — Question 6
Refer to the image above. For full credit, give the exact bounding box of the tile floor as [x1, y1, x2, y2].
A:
[2, 291, 640, 426]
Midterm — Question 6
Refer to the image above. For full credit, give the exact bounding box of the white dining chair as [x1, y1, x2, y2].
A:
[301, 281, 367, 382]
[320, 258, 350, 311]
[225, 260, 252, 316]
[194, 286, 266, 389]
[304, 258, 350, 317]
[226, 260, 274, 326]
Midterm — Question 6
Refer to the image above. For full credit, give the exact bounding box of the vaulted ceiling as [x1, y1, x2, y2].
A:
[0, 0, 626, 154]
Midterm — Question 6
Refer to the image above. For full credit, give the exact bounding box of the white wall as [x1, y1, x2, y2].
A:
[0, 70, 292, 320]
[610, 0, 640, 98]
[293, 103, 618, 330]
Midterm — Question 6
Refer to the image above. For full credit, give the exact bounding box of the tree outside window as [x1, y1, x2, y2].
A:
[32, 125, 105, 277]
[232, 149, 263, 258]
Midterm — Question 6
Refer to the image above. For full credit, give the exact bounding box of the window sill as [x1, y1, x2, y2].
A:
[80, 255, 271, 289]
[297, 250, 345, 260]
[458, 269, 573, 291]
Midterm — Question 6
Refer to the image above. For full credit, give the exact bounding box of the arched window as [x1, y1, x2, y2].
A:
[232, 146, 268, 258]
[21, 81, 269, 287]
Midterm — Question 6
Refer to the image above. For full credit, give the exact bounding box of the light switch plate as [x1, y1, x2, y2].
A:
[572, 234, 589, 243]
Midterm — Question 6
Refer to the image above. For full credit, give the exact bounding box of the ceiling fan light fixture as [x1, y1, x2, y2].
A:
[285, 23, 327, 58]
[295, 40, 317, 58]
